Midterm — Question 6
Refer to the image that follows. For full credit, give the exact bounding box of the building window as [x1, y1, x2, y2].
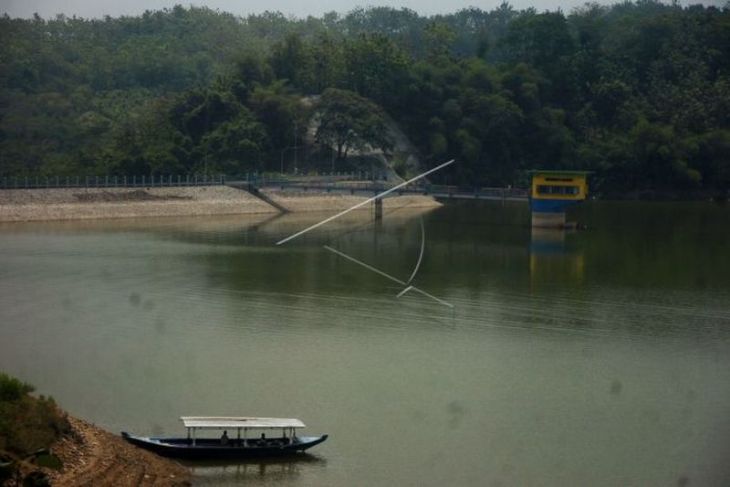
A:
[536, 185, 579, 195]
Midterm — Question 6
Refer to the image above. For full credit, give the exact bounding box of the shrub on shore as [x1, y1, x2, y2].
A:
[0, 372, 70, 458]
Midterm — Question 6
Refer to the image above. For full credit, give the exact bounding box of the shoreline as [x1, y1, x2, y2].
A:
[22, 415, 191, 486]
[0, 186, 441, 223]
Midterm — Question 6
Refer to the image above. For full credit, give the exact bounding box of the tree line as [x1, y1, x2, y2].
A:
[1, 2, 729, 196]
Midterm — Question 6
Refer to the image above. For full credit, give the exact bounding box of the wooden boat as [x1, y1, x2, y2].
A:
[121, 416, 327, 459]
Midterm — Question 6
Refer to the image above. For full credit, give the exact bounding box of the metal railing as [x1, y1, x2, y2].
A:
[0, 172, 529, 200]
[0, 174, 227, 189]
[254, 179, 529, 200]
[0, 171, 379, 190]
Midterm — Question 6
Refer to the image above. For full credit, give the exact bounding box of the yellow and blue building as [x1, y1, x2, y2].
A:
[529, 170, 590, 228]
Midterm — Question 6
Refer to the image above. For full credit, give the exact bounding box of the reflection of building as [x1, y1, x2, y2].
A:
[529, 171, 589, 228]
[529, 227, 585, 289]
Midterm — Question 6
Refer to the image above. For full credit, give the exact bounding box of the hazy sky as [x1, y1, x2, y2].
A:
[2, 0, 724, 20]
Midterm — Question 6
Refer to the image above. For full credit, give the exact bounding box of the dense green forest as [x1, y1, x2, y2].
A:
[1, 1, 729, 195]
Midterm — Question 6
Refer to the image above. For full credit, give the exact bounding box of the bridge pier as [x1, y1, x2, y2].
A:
[373, 198, 383, 221]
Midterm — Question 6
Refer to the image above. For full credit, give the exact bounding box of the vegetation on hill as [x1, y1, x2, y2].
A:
[0, 372, 70, 485]
[0, 373, 70, 457]
[1, 2, 729, 196]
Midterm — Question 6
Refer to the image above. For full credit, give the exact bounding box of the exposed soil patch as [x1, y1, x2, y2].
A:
[45, 417, 190, 486]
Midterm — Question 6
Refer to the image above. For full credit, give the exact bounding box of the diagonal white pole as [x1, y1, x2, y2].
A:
[324, 245, 406, 285]
[396, 285, 414, 297]
[396, 285, 454, 309]
[276, 159, 455, 245]
[324, 245, 454, 308]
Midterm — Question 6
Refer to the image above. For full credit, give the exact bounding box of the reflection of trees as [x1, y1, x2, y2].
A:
[140, 201, 730, 301]
[192, 203, 532, 297]
[574, 202, 730, 289]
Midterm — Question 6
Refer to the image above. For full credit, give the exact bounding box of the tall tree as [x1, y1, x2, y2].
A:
[314, 88, 392, 160]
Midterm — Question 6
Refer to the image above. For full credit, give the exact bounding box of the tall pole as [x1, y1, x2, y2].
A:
[293, 119, 299, 174]
[204, 91, 209, 177]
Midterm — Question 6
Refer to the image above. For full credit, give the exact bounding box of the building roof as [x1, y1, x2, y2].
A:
[180, 417, 306, 429]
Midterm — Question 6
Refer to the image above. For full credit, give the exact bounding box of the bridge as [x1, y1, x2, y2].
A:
[232, 179, 529, 203]
[1, 173, 528, 202]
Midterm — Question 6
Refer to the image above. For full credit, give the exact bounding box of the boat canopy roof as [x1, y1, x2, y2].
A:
[180, 417, 306, 429]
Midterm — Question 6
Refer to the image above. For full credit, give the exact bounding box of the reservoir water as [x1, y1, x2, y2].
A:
[1, 200, 729, 486]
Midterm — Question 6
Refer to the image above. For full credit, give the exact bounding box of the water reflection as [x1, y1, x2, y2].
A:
[184, 454, 327, 485]
[1, 201, 729, 486]
[529, 227, 585, 291]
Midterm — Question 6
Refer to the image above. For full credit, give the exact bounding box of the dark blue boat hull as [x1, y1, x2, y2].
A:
[121, 432, 328, 459]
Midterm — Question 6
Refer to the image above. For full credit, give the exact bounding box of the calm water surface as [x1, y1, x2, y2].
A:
[1, 201, 729, 486]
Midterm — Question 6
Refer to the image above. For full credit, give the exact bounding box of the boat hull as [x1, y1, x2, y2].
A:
[121, 432, 328, 459]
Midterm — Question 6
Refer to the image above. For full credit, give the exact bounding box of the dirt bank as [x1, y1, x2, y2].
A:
[46, 416, 190, 487]
[0, 186, 441, 222]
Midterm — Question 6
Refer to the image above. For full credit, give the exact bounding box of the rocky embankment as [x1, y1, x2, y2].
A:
[0, 186, 441, 222]
[0, 186, 274, 222]
[46, 417, 190, 487]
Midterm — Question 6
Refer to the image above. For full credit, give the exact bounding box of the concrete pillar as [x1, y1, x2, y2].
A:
[374, 198, 383, 221]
